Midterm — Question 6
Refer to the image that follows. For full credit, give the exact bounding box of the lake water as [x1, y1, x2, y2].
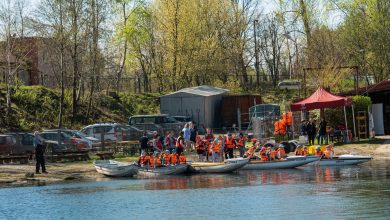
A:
[1, 160, 390, 220]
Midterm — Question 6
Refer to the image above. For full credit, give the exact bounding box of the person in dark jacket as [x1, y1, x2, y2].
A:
[33, 131, 47, 174]
[139, 131, 149, 154]
[306, 119, 316, 145]
[318, 118, 328, 145]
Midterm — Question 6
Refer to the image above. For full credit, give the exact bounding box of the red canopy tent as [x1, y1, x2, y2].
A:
[291, 87, 352, 111]
[291, 87, 354, 141]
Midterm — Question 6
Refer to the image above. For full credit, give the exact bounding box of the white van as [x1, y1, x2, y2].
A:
[278, 81, 301, 90]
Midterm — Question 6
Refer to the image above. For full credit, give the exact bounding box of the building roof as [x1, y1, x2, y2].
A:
[356, 79, 390, 94]
[162, 85, 228, 97]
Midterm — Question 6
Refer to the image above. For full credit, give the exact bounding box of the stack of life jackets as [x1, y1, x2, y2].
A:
[282, 112, 293, 126]
[274, 119, 287, 135]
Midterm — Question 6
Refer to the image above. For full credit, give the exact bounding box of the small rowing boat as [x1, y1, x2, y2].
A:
[189, 158, 249, 173]
[240, 156, 320, 170]
[310, 154, 373, 166]
[137, 164, 189, 178]
[93, 160, 139, 177]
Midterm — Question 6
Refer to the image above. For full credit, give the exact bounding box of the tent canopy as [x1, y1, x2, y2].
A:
[291, 87, 352, 111]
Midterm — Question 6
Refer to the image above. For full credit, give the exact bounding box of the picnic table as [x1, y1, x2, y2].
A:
[46, 149, 90, 162]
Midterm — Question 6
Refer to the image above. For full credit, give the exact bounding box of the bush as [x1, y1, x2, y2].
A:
[352, 95, 372, 111]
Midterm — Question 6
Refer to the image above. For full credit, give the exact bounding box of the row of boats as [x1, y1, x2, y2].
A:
[93, 154, 372, 178]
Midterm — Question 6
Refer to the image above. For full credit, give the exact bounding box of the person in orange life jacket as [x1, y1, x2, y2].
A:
[162, 150, 170, 166]
[211, 137, 221, 162]
[237, 133, 246, 157]
[225, 133, 236, 159]
[170, 150, 179, 165]
[138, 150, 149, 167]
[196, 138, 206, 161]
[259, 146, 268, 161]
[179, 152, 187, 164]
[176, 131, 185, 156]
[295, 145, 303, 156]
[154, 152, 162, 167]
[302, 146, 309, 156]
[315, 146, 324, 158]
[323, 144, 335, 159]
[276, 144, 286, 160]
[268, 147, 277, 161]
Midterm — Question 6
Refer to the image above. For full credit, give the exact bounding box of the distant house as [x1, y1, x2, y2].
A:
[0, 37, 58, 87]
[160, 86, 228, 129]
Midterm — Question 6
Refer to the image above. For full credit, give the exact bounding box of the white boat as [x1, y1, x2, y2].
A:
[241, 156, 320, 170]
[137, 164, 189, 178]
[93, 160, 139, 177]
[311, 154, 373, 166]
[189, 158, 249, 173]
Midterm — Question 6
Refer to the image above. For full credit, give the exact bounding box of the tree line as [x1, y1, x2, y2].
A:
[0, 0, 389, 126]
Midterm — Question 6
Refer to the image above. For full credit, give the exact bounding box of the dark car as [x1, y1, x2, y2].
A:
[4, 133, 35, 156]
[0, 135, 16, 155]
[40, 131, 78, 152]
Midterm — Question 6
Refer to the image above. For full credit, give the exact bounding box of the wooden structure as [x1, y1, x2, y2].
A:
[221, 95, 262, 129]
[0, 155, 29, 164]
[357, 111, 367, 139]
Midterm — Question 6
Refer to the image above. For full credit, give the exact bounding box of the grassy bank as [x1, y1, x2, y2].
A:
[0, 85, 160, 132]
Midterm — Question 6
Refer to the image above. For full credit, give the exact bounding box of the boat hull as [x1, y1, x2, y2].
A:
[137, 164, 189, 177]
[94, 160, 138, 177]
[241, 156, 320, 170]
[190, 158, 249, 173]
[312, 155, 372, 166]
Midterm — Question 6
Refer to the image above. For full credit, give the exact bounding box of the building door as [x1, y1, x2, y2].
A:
[372, 103, 385, 135]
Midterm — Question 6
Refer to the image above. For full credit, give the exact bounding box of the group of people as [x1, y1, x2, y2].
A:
[314, 144, 335, 159]
[138, 150, 187, 168]
[300, 117, 328, 145]
[242, 140, 287, 161]
[194, 132, 246, 162]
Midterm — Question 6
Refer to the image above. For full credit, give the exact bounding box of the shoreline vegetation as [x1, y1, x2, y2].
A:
[1, 138, 388, 188]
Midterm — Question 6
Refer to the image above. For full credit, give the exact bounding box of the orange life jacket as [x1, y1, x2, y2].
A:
[260, 150, 268, 161]
[282, 112, 293, 126]
[164, 154, 171, 165]
[295, 149, 303, 156]
[324, 149, 334, 159]
[315, 150, 324, 157]
[237, 138, 245, 147]
[213, 142, 221, 153]
[171, 154, 178, 165]
[155, 158, 162, 167]
[270, 150, 276, 160]
[196, 142, 205, 151]
[149, 156, 155, 168]
[302, 149, 309, 156]
[245, 147, 255, 157]
[225, 137, 235, 149]
[179, 155, 186, 164]
[274, 120, 287, 135]
[176, 136, 184, 149]
[139, 155, 149, 166]
[277, 148, 286, 158]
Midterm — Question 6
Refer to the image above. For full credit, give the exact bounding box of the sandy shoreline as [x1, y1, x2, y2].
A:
[1, 138, 389, 188]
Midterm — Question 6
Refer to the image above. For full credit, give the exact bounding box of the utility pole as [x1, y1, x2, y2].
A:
[254, 20, 260, 85]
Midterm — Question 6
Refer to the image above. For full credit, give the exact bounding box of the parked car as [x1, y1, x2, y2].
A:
[0, 135, 16, 155]
[4, 132, 35, 156]
[278, 80, 301, 90]
[80, 123, 131, 142]
[173, 116, 192, 123]
[40, 130, 80, 152]
[60, 129, 100, 148]
[128, 114, 184, 133]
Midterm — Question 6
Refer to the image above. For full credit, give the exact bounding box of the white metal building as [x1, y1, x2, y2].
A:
[160, 86, 228, 128]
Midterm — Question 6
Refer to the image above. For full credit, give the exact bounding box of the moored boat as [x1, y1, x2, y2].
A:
[137, 164, 189, 178]
[189, 158, 249, 173]
[93, 160, 139, 177]
[311, 154, 373, 166]
[240, 156, 320, 170]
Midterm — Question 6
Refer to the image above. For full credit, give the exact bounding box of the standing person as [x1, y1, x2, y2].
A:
[175, 131, 185, 156]
[220, 135, 226, 162]
[204, 128, 214, 141]
[307, 119, 316, 145]
[139, 131, 149, 154]
[225, 133, 236, 159]
[318, 117, 327, 145]
[153, 133, 163, 153]
[237, 133, 246, 157]
[211, 137, 222, 162]
[189, 122, 198, 151]
[164, 131, 175, 153]
[300, 119, 307, 136]
[182, 123, 191, 150]
[33, 131, 47, 174]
